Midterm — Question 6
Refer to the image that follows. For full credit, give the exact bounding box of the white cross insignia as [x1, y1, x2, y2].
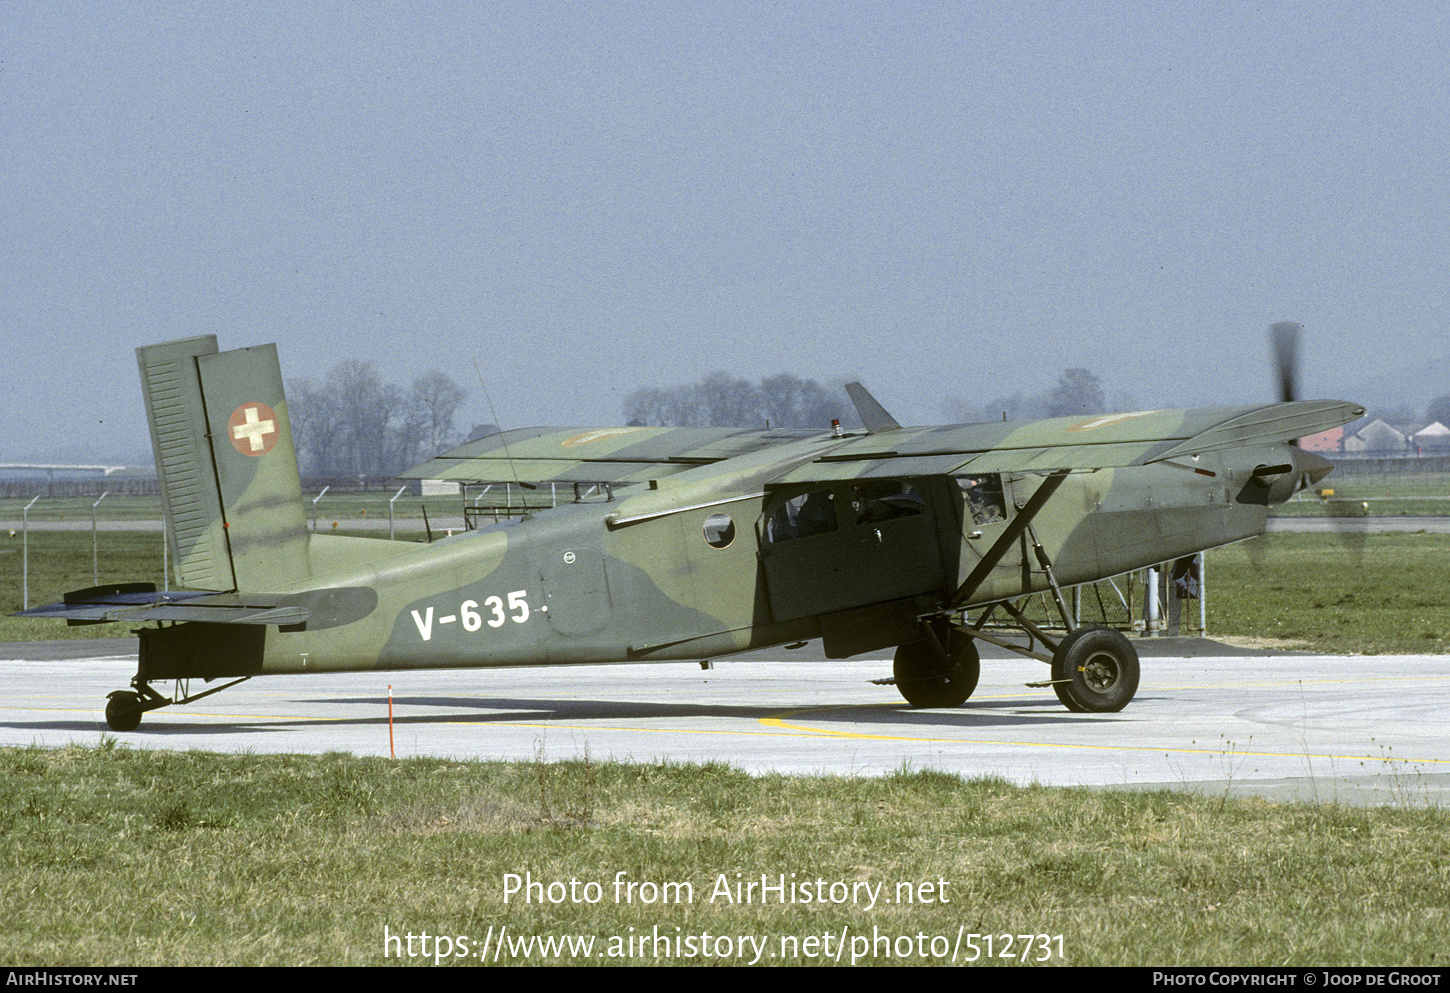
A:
[228, 402, 279, 456]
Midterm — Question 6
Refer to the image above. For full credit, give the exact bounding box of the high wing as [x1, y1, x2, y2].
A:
[773, 398, 1364, 482]
[400, 397, 1364, 487]
[400, 425, 820, 485]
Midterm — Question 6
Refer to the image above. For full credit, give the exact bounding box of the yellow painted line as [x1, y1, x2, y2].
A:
[10, 706, 354, 723]
[437, 720, 822, 738]
[1148, 674, 1450, 690]
[14, 707, 818, 738]
[758, 704, 1450, 766]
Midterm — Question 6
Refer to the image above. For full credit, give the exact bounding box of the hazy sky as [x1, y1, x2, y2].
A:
[5, 2, 1448, 461]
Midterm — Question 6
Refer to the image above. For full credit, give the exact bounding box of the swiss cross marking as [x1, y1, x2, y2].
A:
[228, 402, 279, 456]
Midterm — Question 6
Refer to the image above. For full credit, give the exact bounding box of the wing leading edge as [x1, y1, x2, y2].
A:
[772, 400, 1365, 484]
[399, 425, 820, 485]
[397, 399, 1364, 489]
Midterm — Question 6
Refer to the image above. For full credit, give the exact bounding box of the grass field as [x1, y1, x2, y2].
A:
[0, 531, 167, 640]
[1204, 531, 1449, 654]
[1, 744, 1446, 967]
[1275, 470, 1450, 517]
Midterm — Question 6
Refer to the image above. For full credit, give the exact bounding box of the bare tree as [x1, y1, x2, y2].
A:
[286, 377, 342, 476]
[700, 371, 763, 427]
[1046, 368, 1106, 417]
[625, 372, 852, 428]
[942, 368, 1109, 424]
[319, 360, 404, 478]
[1427, 394, 1450, 427]
[623, 386, 676, 427]
[410, 369, 468, 459]
[286, 363, 468, 481]
[761, 373, 846, 428]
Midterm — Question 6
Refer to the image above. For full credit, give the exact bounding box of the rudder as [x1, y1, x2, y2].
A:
[137, 337, 311, 591]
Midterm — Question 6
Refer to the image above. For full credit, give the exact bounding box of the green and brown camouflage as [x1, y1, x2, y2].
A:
[22, 336, 1363, 728]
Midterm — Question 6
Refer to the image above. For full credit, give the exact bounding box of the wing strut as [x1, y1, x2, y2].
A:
[950, 470, 1070, 609]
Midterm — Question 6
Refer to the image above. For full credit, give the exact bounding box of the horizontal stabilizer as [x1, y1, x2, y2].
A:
[16, 584, 311, 627]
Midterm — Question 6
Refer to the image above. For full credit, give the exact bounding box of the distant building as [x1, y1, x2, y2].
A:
[0, 462, 151, 496]
[1299, 426, 1344, 453]
[1411, 421, 1450, 451]
[1343, 419, 1409, 455]
[0, 463, 127, 483]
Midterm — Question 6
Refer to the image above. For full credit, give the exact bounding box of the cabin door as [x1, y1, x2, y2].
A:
[759, 479, 947, 622]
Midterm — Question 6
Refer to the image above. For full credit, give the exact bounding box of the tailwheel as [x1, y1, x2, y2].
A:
[1051, 627, 1139, 713]
[893, 624, 980, 708]
[100, 676, 244, 731]
[104, 691, 143, 732]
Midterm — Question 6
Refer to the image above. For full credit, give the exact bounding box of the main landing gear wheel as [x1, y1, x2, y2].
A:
[893, 627, 980, 708]
[1051, 627, 1140, 713]
[104, 691, 143, 732]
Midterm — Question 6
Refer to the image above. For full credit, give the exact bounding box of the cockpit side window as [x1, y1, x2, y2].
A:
[957, 474, 1006, 525]
[765, 490, 838, 542]
[851, 480, 926, 525]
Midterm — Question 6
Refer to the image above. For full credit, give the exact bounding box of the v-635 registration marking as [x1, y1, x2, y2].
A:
[411, 592, 531, 641]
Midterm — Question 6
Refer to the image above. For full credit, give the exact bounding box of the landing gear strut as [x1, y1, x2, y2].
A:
[944, 468, 1142, 714]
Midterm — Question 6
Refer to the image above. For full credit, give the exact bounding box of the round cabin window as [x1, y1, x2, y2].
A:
[702, 512, 736, 549]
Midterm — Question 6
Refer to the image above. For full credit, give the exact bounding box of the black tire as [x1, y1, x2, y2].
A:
[105, 692, 143, 732]
[1051, 627, 1140, 713]
[893, 626, 981, 708]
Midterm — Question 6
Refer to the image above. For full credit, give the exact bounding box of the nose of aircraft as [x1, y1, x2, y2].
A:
[1243, 446, 1336, 505]
[1297, 447, 1335, 487]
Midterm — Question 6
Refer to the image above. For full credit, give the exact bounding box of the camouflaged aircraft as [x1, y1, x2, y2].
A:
[22, 333, 1363, 731]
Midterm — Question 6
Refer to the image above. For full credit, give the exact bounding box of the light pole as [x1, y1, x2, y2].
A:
[22, 495, 39, 610]
[91, 491, 110, 586]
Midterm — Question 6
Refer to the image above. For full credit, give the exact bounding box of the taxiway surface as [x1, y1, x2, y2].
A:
[3, 638, 1446, 807]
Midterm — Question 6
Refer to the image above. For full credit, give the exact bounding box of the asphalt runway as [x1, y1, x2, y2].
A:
[3, 638, 1446, 807]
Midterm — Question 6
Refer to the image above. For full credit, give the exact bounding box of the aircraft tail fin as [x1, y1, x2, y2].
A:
[844, 382, 901, 433]
[137, 336, 311, 592]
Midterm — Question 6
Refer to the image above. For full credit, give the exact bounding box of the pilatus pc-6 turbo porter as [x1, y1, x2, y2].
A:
[23, 330, 1361, 731]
